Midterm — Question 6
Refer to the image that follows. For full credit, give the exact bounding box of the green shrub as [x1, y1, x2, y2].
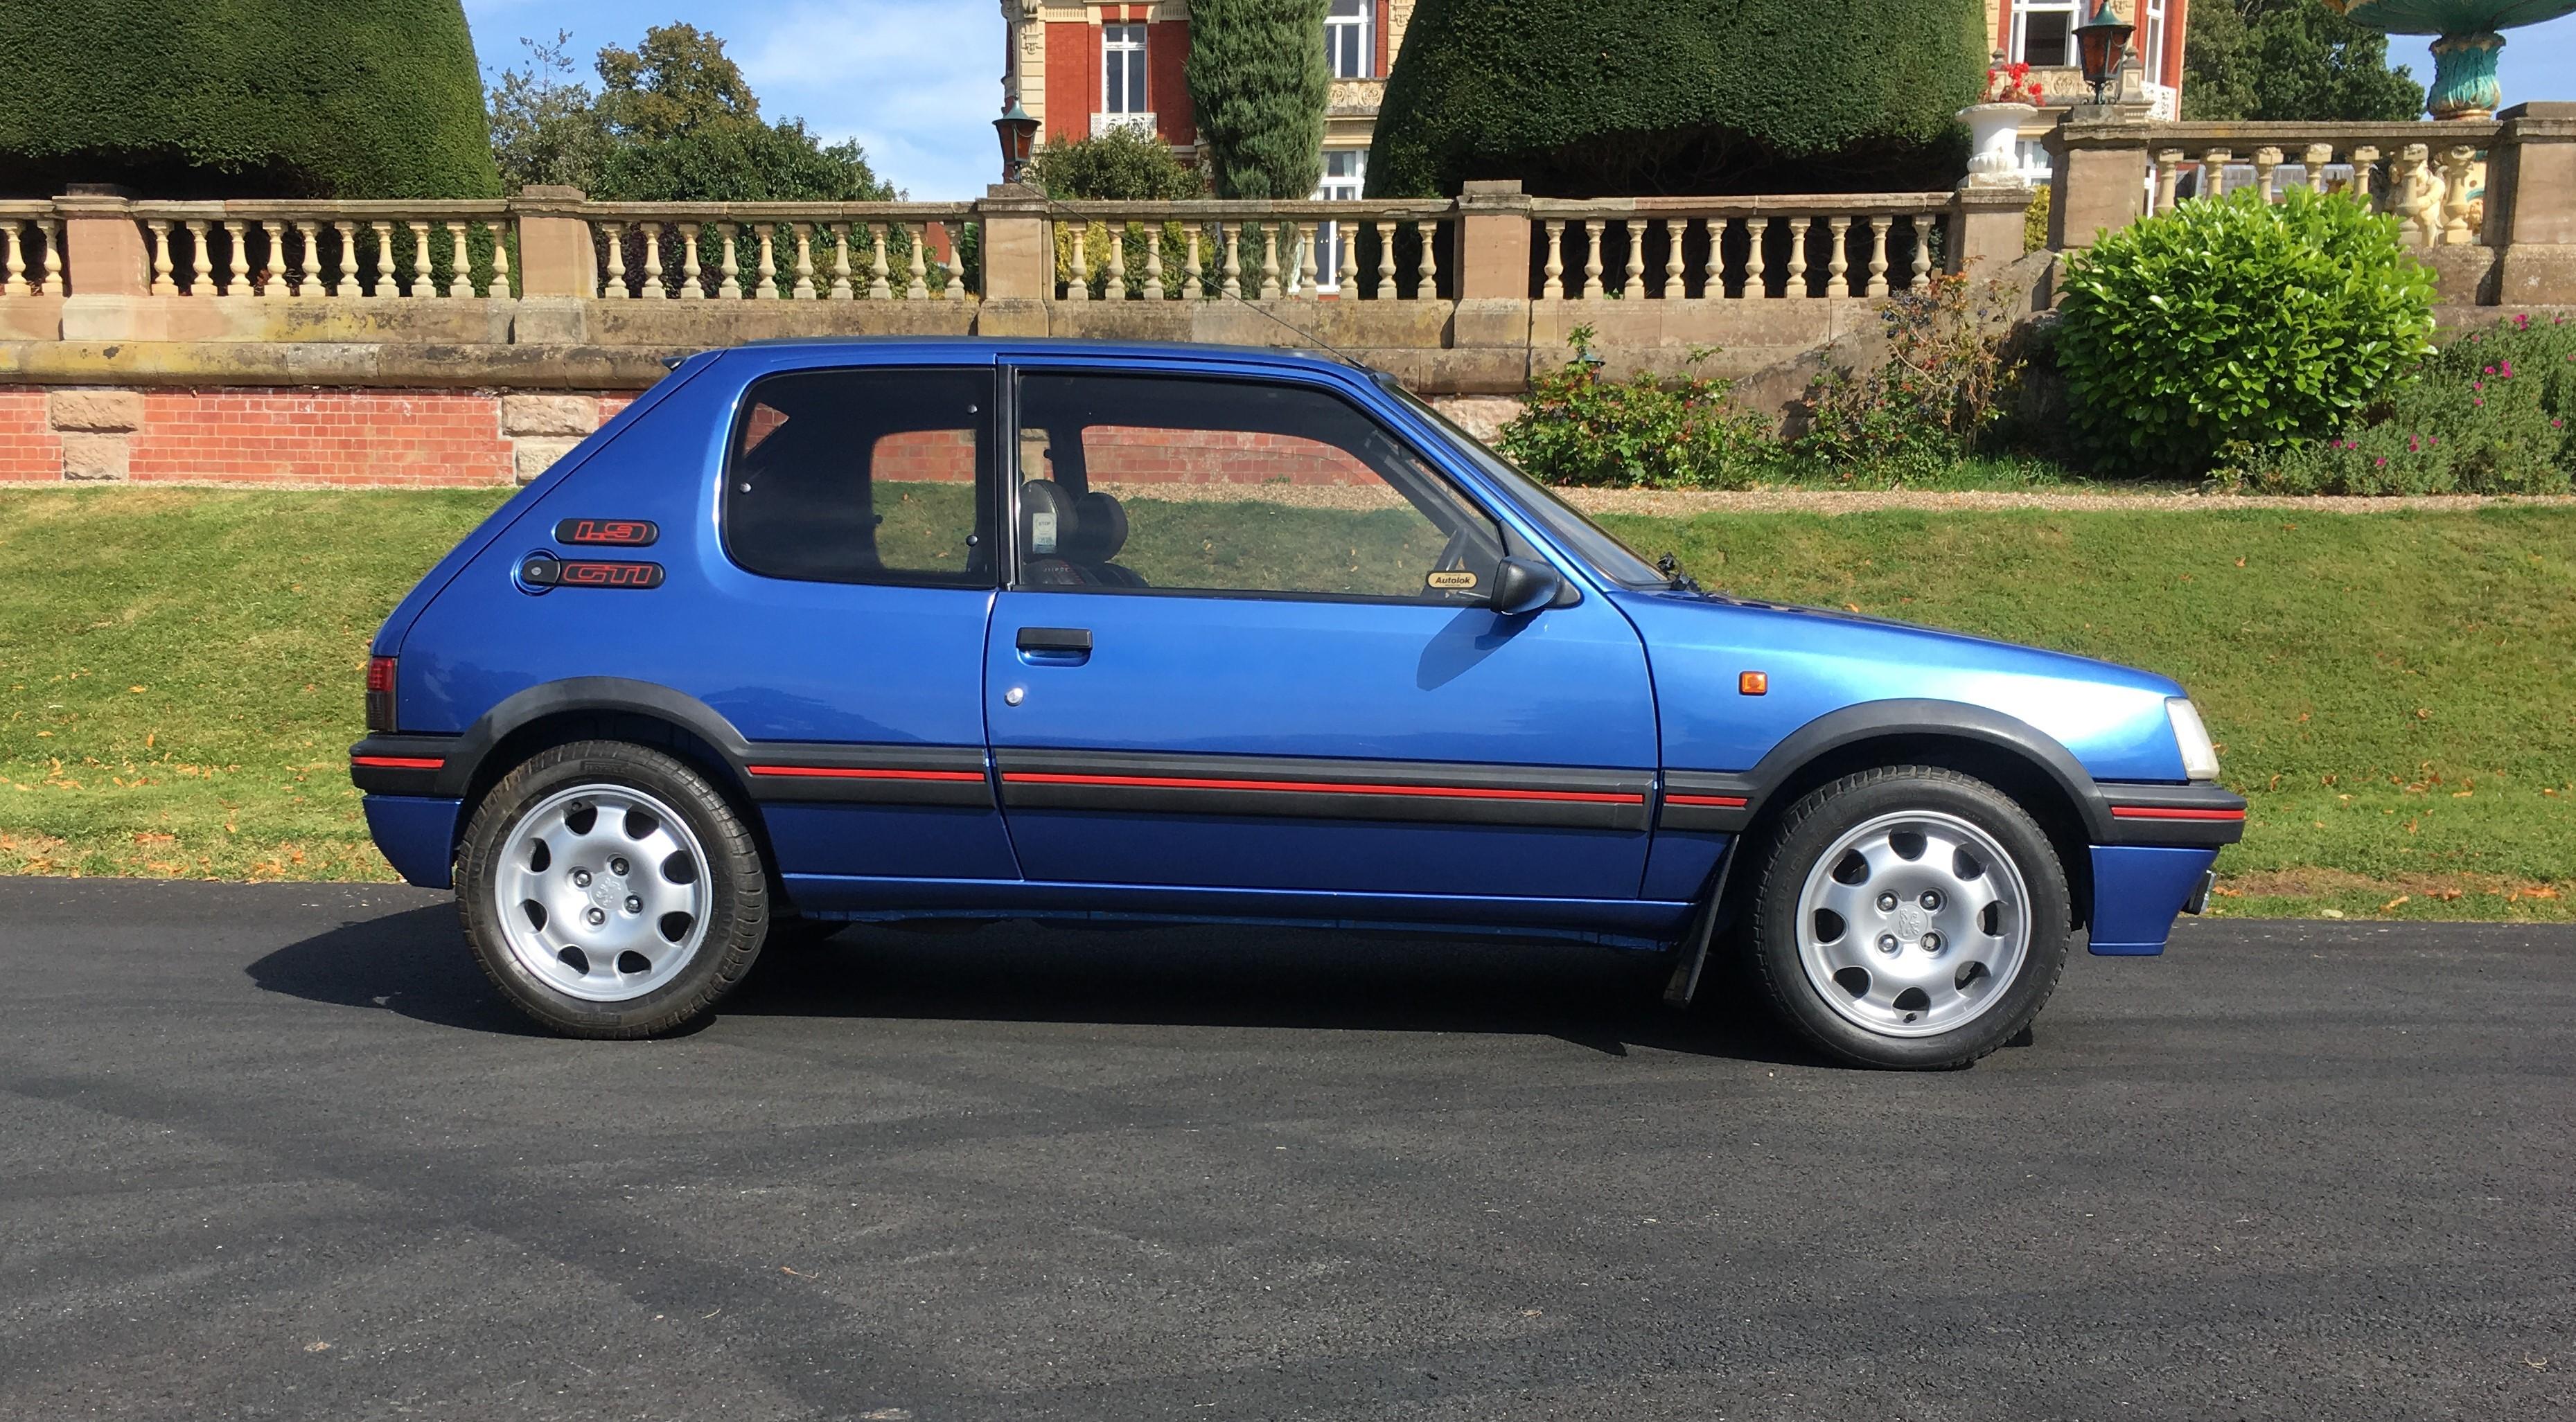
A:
[1795, 272, 2021, 481]
[1032, 127, 1206, 202]
[0, 0, 497, 198]
[2057, 187, 2435, 477]
[1497, 329, 1780, 490]
[2230, 312, 2576, 494]
[1187, 0, 1330, 199]
[1367, 0, 1982, 197]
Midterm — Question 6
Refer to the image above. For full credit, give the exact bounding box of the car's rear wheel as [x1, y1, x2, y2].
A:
[457, 740, 768, 1038]
[1745, 766, 2069, 1069]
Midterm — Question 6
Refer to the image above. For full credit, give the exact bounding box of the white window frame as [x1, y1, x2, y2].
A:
[2140, 0, 2167, 86]
[1309, 149, 1367, 293]
[1102, 23, 1147, 116]
[1325, 0, 1373, 80]
[2011, 0, 2079, 67]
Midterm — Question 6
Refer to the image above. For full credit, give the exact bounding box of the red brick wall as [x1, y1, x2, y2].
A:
[1150, 19, 1194, 145]
[1047, 20, 1093, 143]
[1064, 427, 1377, 486]
[0, 391, 62, 481]
[123, 390, 513, 486]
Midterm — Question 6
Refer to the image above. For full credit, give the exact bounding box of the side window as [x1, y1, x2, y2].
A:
[724, 367, 993, 587]
[1013, 372, 1503, 602]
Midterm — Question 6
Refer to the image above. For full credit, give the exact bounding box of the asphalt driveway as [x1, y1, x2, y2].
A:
[1, 878, 2569, 1420]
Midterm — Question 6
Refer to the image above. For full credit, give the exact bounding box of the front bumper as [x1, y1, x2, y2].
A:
[2092, 781, 2248, 848]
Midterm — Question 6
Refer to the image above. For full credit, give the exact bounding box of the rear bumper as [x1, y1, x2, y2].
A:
[2088, 844, 2221, 955]
[363, 794, 461, 889]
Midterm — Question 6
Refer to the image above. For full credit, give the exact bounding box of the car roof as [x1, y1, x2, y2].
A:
[728, 335, 1365, 373]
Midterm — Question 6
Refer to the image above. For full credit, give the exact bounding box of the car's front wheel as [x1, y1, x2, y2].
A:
[1745, 766, 2070, 1069]
[457, 740, 769, 1038]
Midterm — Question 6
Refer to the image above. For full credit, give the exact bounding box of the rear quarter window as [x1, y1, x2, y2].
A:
[723, 367, 995, 587]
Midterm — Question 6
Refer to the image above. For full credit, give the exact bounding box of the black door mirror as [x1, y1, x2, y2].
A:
[1488, 556, 1561, 616]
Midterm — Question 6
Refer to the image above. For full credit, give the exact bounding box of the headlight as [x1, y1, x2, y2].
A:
[2167, 697, 2221, 781]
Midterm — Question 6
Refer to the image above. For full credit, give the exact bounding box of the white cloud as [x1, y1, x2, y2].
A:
[730, 0, 1006, 199]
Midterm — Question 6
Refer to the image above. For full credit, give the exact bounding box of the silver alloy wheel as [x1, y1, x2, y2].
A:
[1793, 810, 2032, 1039]
[493, 782, 711, 1003]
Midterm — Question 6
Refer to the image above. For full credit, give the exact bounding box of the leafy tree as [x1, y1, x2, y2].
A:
[1031, 127, 1206, 200]
[0, 0, 497, 198]
[1187, 0, 1331, 199]
[2183, 0, 2425, 121]
[486, 23, 892, 201]
[1367, 0, 1983, 197]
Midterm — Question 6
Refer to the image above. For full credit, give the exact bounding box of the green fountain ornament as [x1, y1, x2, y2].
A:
[2324, 0, 2576, 118]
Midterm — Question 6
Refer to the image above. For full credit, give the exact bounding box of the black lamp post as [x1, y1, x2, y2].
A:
[993, 99, 1039, 183]
[2074, 0, 2135, 105]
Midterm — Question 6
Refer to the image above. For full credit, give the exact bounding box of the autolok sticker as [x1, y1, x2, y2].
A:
[1426, 570, 1480, 591]
[553, 517, 660, 547]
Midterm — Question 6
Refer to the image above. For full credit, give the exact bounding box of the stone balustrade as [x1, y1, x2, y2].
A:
[1043, 199, 1453, 301]
[1528, 196, 1951, 301]
[123, 200, 514, 297]
[0, 206, 68, 296]
[562, 202, 974, 301]
[2134, 121, 2504, 246]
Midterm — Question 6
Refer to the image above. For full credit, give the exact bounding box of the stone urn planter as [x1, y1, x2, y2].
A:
[1961, 103, 2039, 186]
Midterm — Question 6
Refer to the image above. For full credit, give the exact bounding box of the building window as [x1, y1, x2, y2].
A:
[2012, 0, 2076, 66]
[2140, 0, 2167, 85]
[1312, 149, 1367, 292]
[1325, 0, 1372, 79]
[1103, 23, 1147, 114]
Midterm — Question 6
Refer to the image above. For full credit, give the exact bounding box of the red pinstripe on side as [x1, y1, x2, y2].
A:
[352, 755, 444, 770]
[2108, 805, 2246, 821]
[1001, 771, 1644, 805]
[1664, 793, 1749, 808]
[746, 765, 988, 783]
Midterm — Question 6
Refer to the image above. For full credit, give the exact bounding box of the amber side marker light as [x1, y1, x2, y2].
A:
[1739, 670, 1769, 695]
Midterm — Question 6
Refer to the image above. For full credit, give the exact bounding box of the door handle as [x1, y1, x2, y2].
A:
[1016, 626, 1093, 654]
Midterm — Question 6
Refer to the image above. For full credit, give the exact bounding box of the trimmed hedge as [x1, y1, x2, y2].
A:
[1367, 0, 1984, 197]
[0, 0, 499, 198]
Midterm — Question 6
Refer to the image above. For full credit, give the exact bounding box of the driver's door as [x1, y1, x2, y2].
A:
[982, 365, 1659, 907]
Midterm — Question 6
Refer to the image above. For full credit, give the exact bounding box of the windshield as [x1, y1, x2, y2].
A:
[1386, 382, 1674, 589]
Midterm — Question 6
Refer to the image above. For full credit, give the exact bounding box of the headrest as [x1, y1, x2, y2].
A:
[1019, 479, 1078, 557]
[1061, 491, 1128, 563]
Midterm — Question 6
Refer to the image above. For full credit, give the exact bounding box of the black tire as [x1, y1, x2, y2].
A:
[1745, 765, 2070, 1069]
[456, 740, 769, 1038]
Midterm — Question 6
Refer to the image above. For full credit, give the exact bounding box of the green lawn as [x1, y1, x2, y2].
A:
[3, 488, 2568, 923]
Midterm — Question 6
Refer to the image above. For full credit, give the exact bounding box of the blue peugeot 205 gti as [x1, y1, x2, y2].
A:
[352, 339, 2243, 1068]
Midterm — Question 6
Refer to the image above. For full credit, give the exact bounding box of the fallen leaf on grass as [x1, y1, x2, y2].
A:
[2380, 896, 2410, 912]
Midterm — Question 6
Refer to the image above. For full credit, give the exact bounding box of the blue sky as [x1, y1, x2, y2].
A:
[460, 0, 2576, 202]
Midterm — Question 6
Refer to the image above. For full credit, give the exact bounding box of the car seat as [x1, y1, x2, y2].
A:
[1061, 491, 1147, 587]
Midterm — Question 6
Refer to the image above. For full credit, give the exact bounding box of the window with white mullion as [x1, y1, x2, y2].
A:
[2012, 0, 2078, 67]
[1103, 24, 1147, 115]
[2141, 0, 2168, 85]
[1325, 0, 1371, 80]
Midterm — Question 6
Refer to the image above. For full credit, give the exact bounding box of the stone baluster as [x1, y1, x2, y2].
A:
[1620, 220, 1643, 297]
[754, 225, 778, 299]
[1414, 218, 1437, 297]
[680, 224, 704, 299]
[1373, 220, 1396, 299]
[1257, 223, 1282, 299]
[2, 222, 24, 296]
[488, 222, 509, 297]
[791, 224, 817, 299]
[222, 220, 248, 296]
[2347, 146, 2383, 208]
[1296, 221, 1320, 298]
[1064, 224, 1088, 301]
[445, 222, 471, 296]
[295, 220, 322, 295]
[1541, 220, 1564, 300]
[1826, 215, 1851, 296]
[944, 230, 967, 301]
[907, 225, 930, 299]
[331, 221, 360, 296]
[148, 220, 177, 294]
[1912, 214, 1934, 289]
[1183, 227, 1205, 299]
[2390, 146, 2433, 244]
[1661, 219, 1683, 298]
[600, 222, 627, 298]
[1579, 218, 1603, 299]
[718, 226, 742, 299]
[2439, 147, 2478, 244]
[1745, 217, 1769, 297]
[2252, 146, 2282, 203]
[639, 222, 667, 299]
[826, 224, 852, 299]
[1145, 224, 1166, 299]
[1220, 222, 1242, 297]
[1865, 218, 1890, 298]
[1784, 217, 1810, 299]
[40, 220, 64, 295]
[1703, 218, 1724, 300]
[2301, 143, 2333, 193]
[867, 223, 893, 299]
[2154, 150, 2185, 214]
[188, 220, 214, 296]
[1106, 224, 1129, 299]
[2198, 148, 2232, 202]
[364, 221, 391, 296]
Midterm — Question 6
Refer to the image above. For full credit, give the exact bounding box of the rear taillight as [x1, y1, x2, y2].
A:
[365, 656, 397, 732]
